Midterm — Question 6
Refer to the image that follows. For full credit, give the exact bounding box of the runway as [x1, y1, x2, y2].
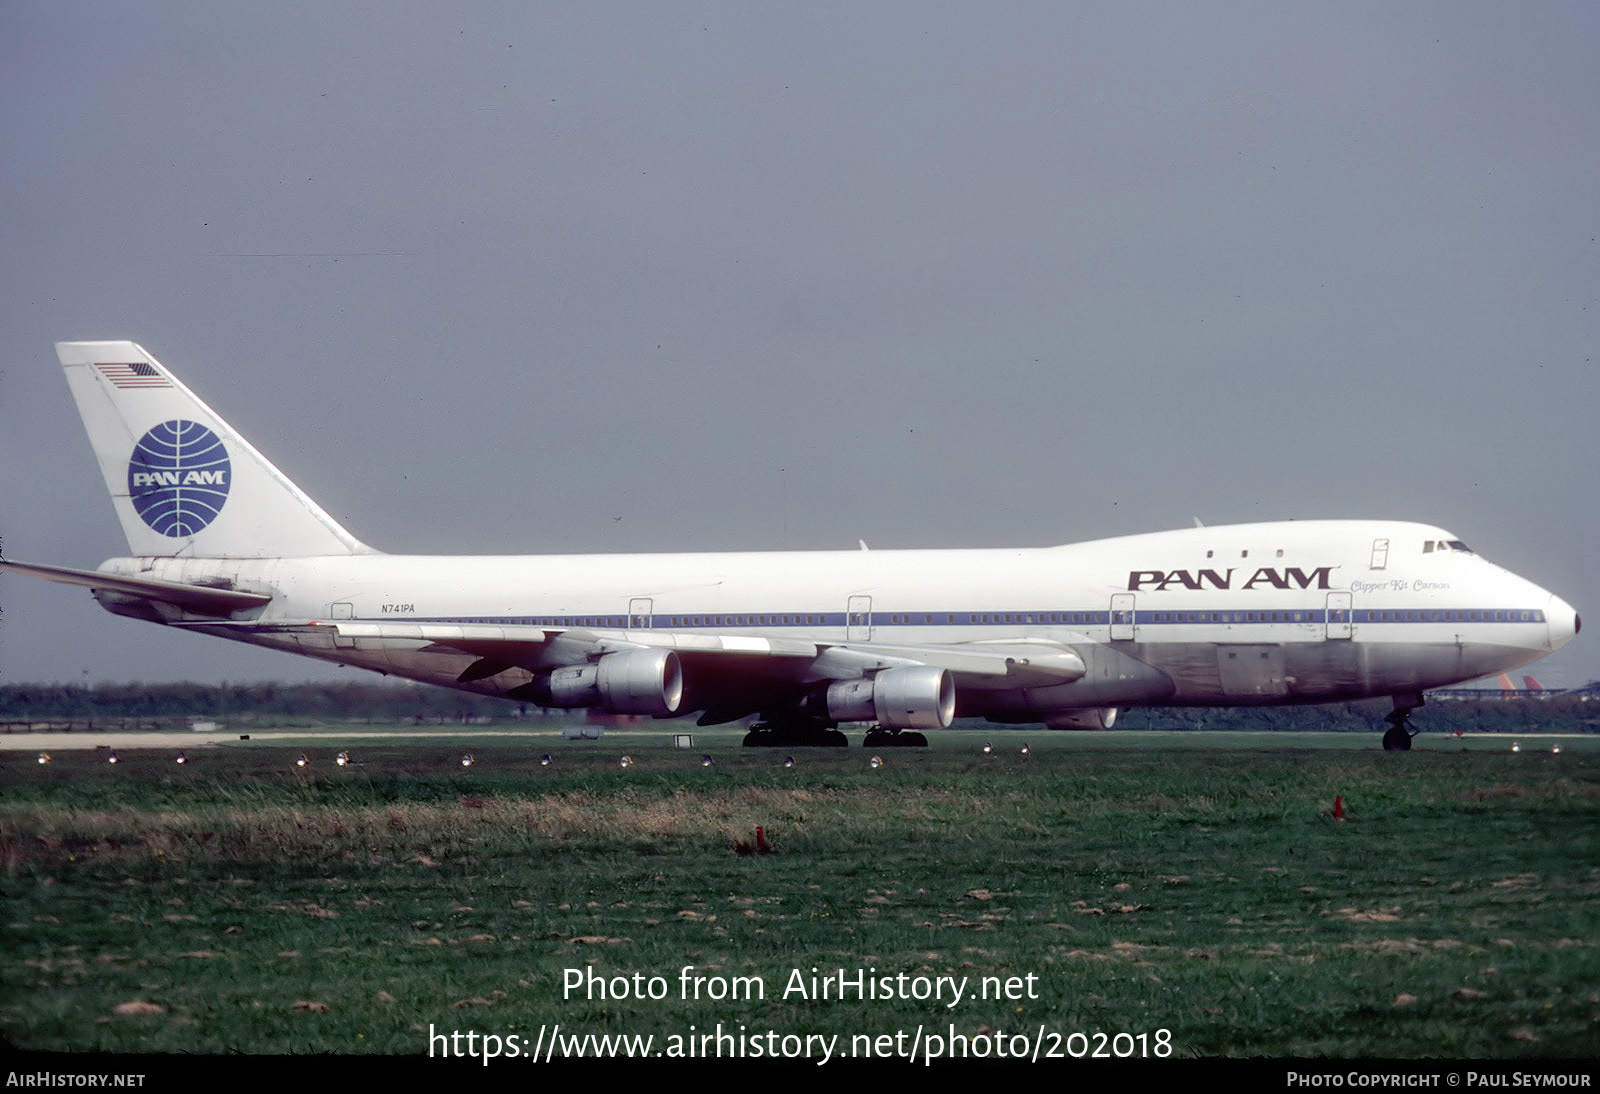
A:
[0, 729, 559, 751]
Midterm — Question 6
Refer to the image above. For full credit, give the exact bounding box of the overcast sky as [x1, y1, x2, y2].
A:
[2, 1, 1596, 692]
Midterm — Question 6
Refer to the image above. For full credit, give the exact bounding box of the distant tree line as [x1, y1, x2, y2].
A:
[0, 680, 522, 726]
[1118, 692, 1600, 735]
[2, 680, 1596, 733]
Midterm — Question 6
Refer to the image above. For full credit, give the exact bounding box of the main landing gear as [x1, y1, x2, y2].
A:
[1382, 693, 1424, 751]
[741, 717, 929, 748]
[742, 715, 848, 748]
[862, 726, 928, 748]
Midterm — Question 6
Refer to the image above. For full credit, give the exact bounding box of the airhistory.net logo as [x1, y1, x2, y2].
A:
[127, 420, 231, 537]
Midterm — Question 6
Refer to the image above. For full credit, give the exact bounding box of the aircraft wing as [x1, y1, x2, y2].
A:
[0, 558, 272, 617]
[293, 620, 1086, 687]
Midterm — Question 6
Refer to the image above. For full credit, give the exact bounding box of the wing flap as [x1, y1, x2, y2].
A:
[820, 640, 1086, 685]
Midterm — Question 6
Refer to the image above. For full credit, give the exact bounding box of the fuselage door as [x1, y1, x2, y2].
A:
[1110, 593, 1135, 641]
[846, 595, 873, 641]
[628, 597, 653, 631]
[1326, 591, 1352, 640]
[1370, 539, 1389, 569]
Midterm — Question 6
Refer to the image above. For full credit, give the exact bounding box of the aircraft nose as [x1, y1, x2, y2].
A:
[1547, 593, 1580, 652]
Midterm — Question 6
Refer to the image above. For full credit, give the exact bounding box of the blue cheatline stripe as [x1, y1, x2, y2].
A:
[339, 607, 1547, 629]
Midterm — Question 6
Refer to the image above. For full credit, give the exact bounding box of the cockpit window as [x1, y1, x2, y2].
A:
[1423, 539, 1474, 554]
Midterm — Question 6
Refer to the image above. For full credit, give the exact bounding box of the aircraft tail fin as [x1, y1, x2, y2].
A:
[55, 341, 374, 558]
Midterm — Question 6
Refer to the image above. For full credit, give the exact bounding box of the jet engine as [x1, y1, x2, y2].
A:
[825, 665, 954, 729]
[1045, 707, 1119, 730]
[539, 649, 683, 716]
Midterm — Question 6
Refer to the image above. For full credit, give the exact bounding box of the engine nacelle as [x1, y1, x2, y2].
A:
[825, 665, 955, 729]
[542, 649, 683, 716]
[1045, 707, 1119, 730]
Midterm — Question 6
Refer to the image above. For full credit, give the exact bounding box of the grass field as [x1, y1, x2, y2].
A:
[3, 729, 1597, 1060]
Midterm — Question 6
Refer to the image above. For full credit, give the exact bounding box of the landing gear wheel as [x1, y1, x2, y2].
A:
[743, 721, 848, 748]
[1382, 708, 1418, 752]
[861, 726, 929, 748]
[1382, 725, 1413, 752]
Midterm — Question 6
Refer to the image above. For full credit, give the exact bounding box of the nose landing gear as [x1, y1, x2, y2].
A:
[1382, 693, 1424, 751]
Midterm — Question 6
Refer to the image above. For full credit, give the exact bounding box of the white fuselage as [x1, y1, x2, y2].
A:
[98, 519, 1579, 722]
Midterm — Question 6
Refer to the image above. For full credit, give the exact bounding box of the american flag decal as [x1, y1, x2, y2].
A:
[96, 361, 172, 389]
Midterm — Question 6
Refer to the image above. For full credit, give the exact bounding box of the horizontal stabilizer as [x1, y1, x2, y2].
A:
[0, 558, 272, 616]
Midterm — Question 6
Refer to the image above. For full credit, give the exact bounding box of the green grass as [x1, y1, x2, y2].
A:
[3, 732, 1597, 1059]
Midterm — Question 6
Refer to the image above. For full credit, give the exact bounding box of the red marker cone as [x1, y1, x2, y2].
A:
[1334, 795, 1344, 819]
[756, 825, 771, 853]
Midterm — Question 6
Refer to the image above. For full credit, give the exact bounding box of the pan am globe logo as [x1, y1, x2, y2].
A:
[127, 420, 232, 537]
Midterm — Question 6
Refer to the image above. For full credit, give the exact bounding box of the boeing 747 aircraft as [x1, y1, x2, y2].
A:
[1, 342, 1580, 749]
